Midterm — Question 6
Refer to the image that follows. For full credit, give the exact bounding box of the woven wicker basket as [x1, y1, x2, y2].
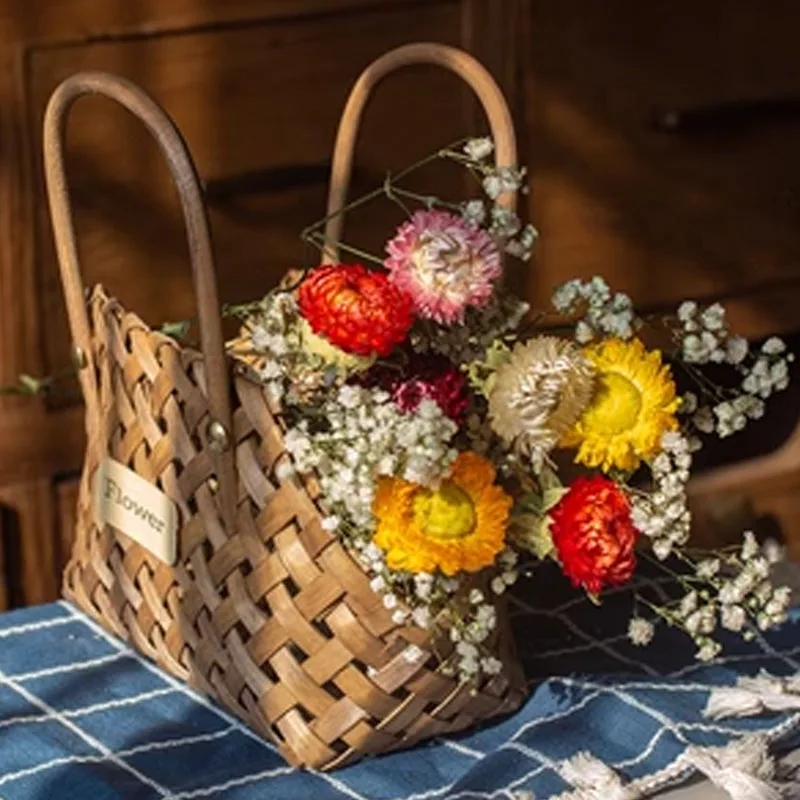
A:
[45, 43, 527, 771]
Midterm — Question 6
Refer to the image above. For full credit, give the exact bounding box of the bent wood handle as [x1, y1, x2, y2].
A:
[322, 42, 518, 264]
[43, 72, 237, 527]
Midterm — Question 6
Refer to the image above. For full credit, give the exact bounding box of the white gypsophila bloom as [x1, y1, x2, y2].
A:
[382, 593, 398, 610]
[456, 641, 479, 660]
[489, 206, 521, 239]
[392, 609, 408, 625]
[696, 640, 722, 662]
[634, 431, 692, 554]
[721, 605, 747, 633]
[680, 392, 699, 414]
[464, 136, 494, 162]
[680, 590, 699, 618]
[692, 407, 715, 434]
[762, 336, 787, 355]
[482, 174, 502, 199]
[459, 656, 480, 677]
[502, 569, 518, 586]
[628, 617, 655, 647]
[490, 576, 507, 595]
[505, 224, 539, 261]
[678, 301, 697, 323]
[321, 515, 340, 531]
[575, 321, 594, 344]
[274, 459, 295, 482]
[476, 604, 497, 629]
[414, 573, 434, 600]
[726, 336, 749, 365]
[412, 606, 432, 629]
[402, 644, 425, 664]
[701, 303, 726, 331]
[469, 589, 485, 605]
[369, 575, 386, 593]
[719, 582, 745, 606]
[481, 656, 504, 676]
[741, 531, 759, 560]
[551, 278, 637, 343]
[763, 539, 786, 564]
[696, 558, 721, 580]
[462, 199, 486, 226]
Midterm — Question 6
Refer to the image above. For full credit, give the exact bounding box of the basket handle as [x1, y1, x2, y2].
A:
[43, 72, 237, 529]
[321, 42, 518, 264]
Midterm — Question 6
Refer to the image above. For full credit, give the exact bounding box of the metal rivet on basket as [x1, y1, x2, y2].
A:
[71, 345, 87, 370]
[207, 419, 231, 453]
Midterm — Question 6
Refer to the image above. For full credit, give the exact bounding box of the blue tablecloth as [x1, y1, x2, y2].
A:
[0, 570, 797, 799]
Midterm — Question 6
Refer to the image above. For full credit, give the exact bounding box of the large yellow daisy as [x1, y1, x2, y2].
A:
[560, 338, 680, 472]
[373, 452, 512, 575]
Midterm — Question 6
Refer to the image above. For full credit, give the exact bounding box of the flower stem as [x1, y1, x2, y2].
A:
[304, 231, 385, 267]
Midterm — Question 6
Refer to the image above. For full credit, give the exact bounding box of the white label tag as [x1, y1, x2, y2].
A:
[93, 457, 177, 565]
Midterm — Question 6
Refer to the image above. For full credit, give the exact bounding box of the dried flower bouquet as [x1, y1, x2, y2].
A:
[226, 136, 794, 682]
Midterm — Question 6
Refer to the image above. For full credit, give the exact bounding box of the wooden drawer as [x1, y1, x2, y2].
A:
[29, 1, 505, 384]
[528, 1, 800, 337]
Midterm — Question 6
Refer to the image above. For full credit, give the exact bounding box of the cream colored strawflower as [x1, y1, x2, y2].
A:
[489, 337, 595, 468]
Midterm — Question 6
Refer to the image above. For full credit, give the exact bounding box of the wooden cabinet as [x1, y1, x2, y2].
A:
[526, 1, 800, 339]
[0, 0, 529, 608]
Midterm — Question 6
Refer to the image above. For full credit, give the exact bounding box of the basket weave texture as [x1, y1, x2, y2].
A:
[48, 45, 527, 771]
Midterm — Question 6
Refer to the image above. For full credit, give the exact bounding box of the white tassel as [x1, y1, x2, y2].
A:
[558, 752, 637, 800]
[683, 735, 782, 800]
[705, 671, 800, 720]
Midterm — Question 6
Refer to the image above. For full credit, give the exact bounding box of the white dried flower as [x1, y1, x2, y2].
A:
[488, 337, 595, 467]
[412, 607, 432, 629]
[490, 576, 507, 595]
[480, 656, 504, 676]
[696, 558, 720, 580]
[726, 336, 749, 364]
[741, 531, 760, 560]
[762, 337, 786, 355]
[469, 589, 485, 605]
[392, 609, 408, 625]
[456, 641, 478, 660]
[721, 605, 747, 633]
[628, 617, 655, 647]
[462, 199, 486, 226]
[382, 593, 398, 610]
[402, 645, 425, 664]
[696, 640, 722, 662]
[464, 137, 494, 161]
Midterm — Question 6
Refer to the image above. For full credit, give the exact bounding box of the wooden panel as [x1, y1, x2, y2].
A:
[28, 2, 480, 384]
[527, 1, 800, 337]
[0, 479, 59, 605]
[55, 477, 80, 577]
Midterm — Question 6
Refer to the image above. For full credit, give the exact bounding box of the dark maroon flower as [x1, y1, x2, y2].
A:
[359, 352, 470, 423]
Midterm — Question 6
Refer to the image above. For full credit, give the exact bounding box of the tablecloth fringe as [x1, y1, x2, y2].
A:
[534, 733, 796, 800]
[706, 671, 800, 720]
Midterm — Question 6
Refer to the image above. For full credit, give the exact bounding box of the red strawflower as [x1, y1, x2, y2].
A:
[358, 352, 471, 423]
[549, 475, 640, 595]
[298, 264, 413, 357]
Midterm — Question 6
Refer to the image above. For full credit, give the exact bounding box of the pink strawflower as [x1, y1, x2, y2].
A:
[384, 210, 501, 324]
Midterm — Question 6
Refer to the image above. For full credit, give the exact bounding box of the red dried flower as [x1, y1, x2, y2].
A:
[298, 264, 413, 357]
[549, 475, 640, 595]
[359, 352, 471, 423]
